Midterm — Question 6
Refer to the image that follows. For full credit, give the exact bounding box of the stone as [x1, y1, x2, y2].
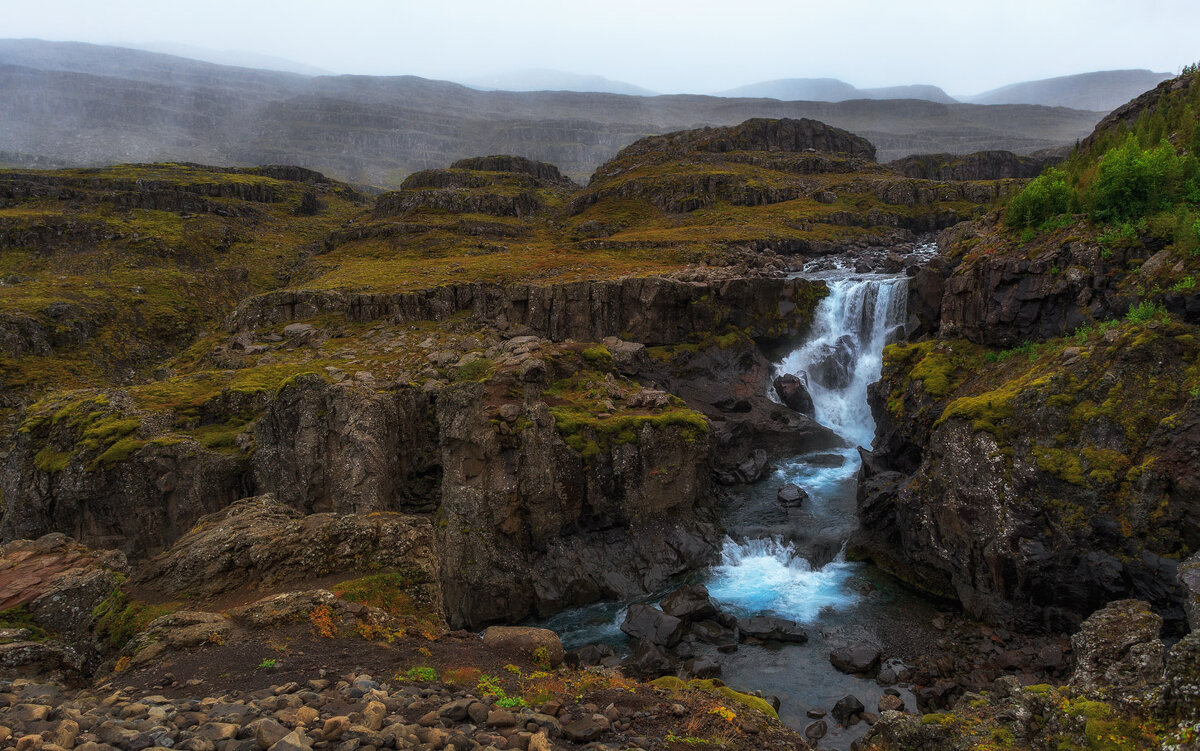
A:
[773, 373, 815, 417]
[734, 449, 770, 484]
[804, 719, 828, 741]
[777, 483, 807, 506]
[486, 709, 517, 728]
[361, 700, 387, 731]
[622, 640, 674, 678]
[481, 626, 565, 667]
[681, 656, 722, 679]
[831, 695, 865, 726]
[268, 730, 312, 751]
[809, 335, 858, 389]
[736, 616, 808, 643]
[659, 584, 718, 622]
[829, 644, 882, 676]
[878, 694, 904, 713]
[1180, 552, 1200, 632]
[561, 716, 606, 743]
[620, 604, 685, 647]
[1070, 599, 1165, 709]
[564, 643, 614, 667]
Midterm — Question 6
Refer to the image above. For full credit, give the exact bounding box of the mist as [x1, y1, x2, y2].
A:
[3, 0, 1197, 95]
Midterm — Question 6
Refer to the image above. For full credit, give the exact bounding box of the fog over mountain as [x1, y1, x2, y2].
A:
[963, 69, 1173, 111]
[458, 69, 658, 96]
[0, 39, 1106, 186]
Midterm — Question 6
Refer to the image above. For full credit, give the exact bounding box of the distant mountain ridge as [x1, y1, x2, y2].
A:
[963, 69, 1172, 112]
[458, 68, 657, 96]
[0, 39, 1112, 185]
[717, 78, 958, 104]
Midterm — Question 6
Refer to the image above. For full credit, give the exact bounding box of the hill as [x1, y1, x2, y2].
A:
[0, 39, 1103, 185]
[965, 69, 1172, 111]
[458, 68, 657, 96]
[719, 78, 957, 104]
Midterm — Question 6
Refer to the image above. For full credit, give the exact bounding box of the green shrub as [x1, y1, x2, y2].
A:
[1088, 137, 1200, 223]
[1006, 168, 1077, 228]
[1125, 300, 1169, 324]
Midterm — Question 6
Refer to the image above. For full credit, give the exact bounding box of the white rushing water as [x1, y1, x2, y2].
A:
[775, 273, 909, 450]
[707, 267, 912, 621]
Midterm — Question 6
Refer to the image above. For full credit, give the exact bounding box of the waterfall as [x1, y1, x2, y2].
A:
[710, 267, 913, 623]
[776, 274, 909, 448]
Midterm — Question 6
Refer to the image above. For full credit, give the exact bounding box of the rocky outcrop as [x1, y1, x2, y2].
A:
[375, 187, 544, 218]
[1, 429, 250, 558]
[228, 274, 827, 347]
[434, 383, 715, 628]
[603, 118, 877, 171]
[252, 376, 440, 514]
[858, 318, 1200, 633]
[130, 496, 442, 612]
[0, 534, 127, 676]
[1070, 599, 1165, 711]
[887, 150, 1055, 181]
[450, 156, 576, 187]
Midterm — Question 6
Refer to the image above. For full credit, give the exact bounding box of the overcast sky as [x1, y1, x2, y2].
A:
[3, 0, 1197, 94]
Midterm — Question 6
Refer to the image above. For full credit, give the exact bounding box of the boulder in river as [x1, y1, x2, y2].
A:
[832, 694, 866, 726]
[660, 584, 719, 622]
[773, 373, 815, 417]
[737, 615, 808, 643]
[620, 603, 685, 647]
[829, 643, 882, 676]
[777, 483, 808, 506]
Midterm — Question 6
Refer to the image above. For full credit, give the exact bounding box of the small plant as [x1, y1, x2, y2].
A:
[401, 666, 438, 682]
[495, 696, 528, 708]
[308, 605, 337, 638]
[709, 705, 736, 722]
[1125, 300, 1169, 324]
[531, 645, 552, 670]
[1171, 275, 1198, 293]
[417, 646, 432, 657]
[476, 673, 505, 698]
[257, 658, 277, 670]
[503, 663, 522, 675]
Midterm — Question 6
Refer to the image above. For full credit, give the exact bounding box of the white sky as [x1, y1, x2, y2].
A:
[2, 0, 1197, 94]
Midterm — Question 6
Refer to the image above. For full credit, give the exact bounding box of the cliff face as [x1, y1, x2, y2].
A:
[855, 71, 1200, 635]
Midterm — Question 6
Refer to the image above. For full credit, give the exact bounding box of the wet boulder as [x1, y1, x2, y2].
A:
[829, 643, 882, 676]
[660, 584, 719, 622]
[681, 657, 722, 679]
[777, 483, 808, 506]
[773, 373, 815, 417]
[620, 603, 685, 647]
[809, 334, 858, 389]
[689, 620, 739, 652]
[831, 694, 866, 726]
[622, 639, 674, 678]
[737, 615, 808, 643]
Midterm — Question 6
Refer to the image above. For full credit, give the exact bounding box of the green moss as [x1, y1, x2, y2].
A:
[33, 447, 71, 473]
[581, 346, 614, 370]
[0, 605, 49, 641]
[649, 677, 778, 719]
[92, 585, 177, 650]
[334, 571, 434, 623]
[94, 436, 147, 466]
